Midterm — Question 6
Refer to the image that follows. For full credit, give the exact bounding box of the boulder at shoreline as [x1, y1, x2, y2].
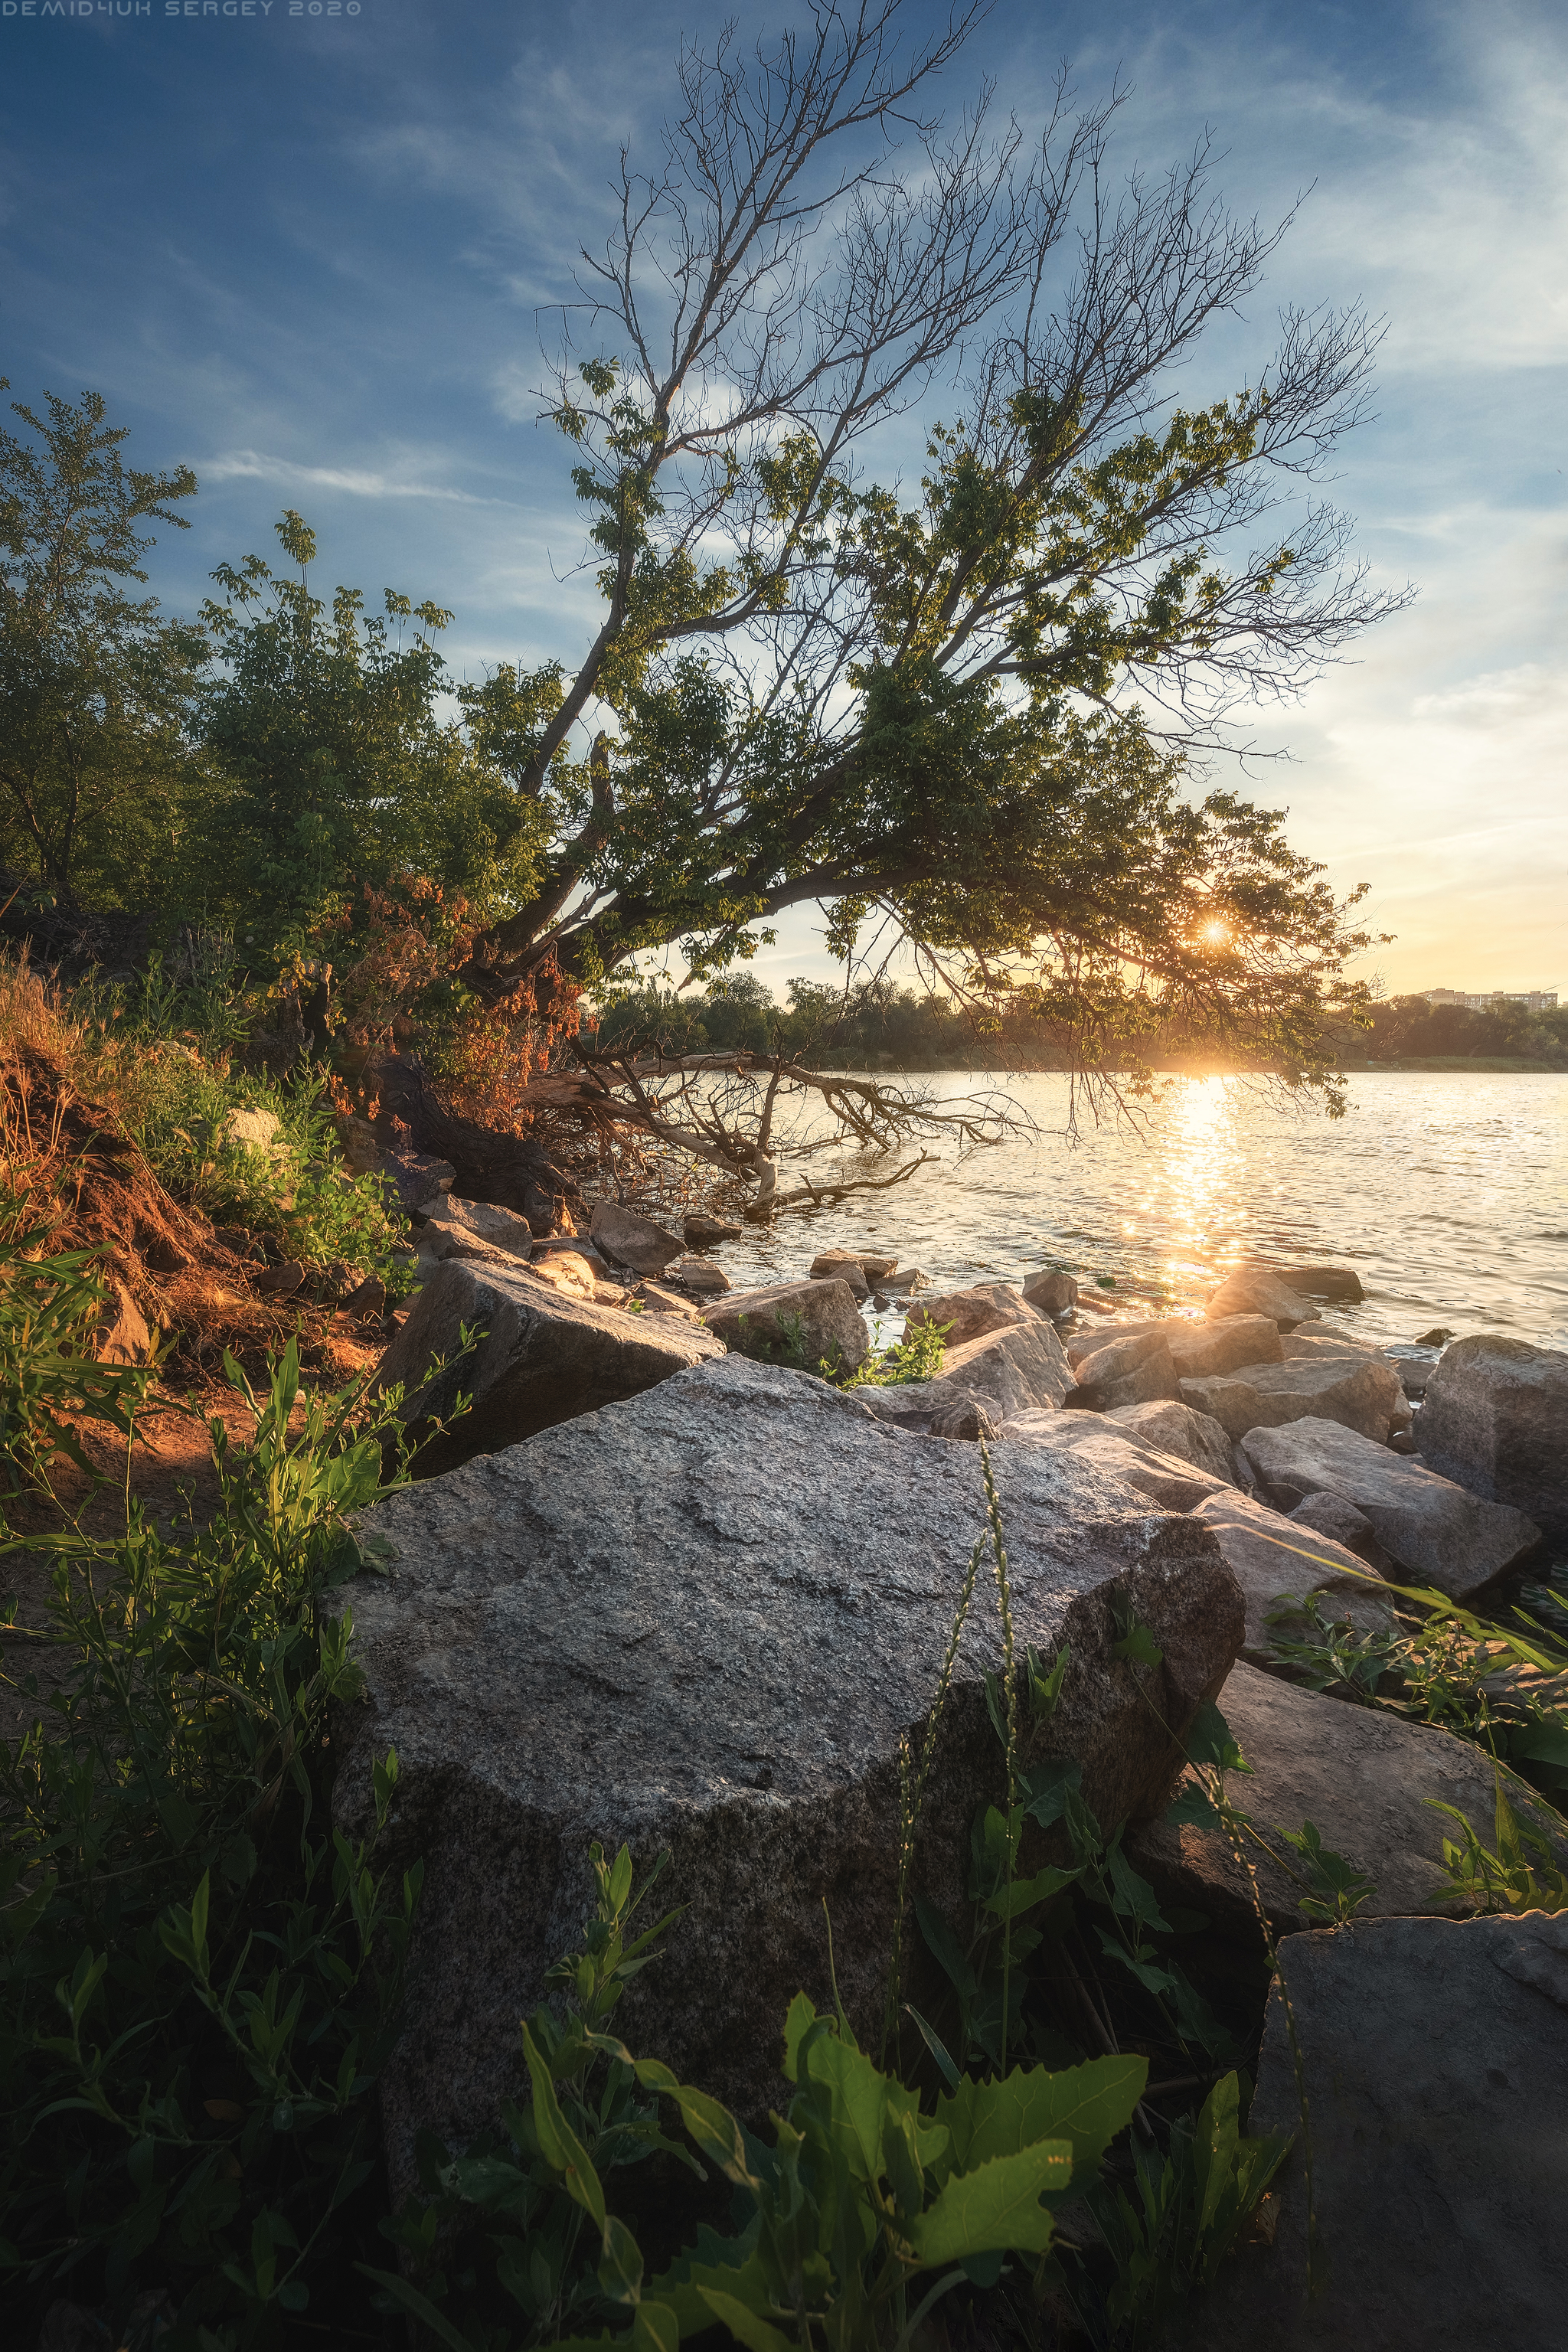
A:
[332, 1355, 1245, 2200]
[1418, 1334, 1568, 1542]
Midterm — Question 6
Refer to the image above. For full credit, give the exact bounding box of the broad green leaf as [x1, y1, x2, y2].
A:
[1165, 1778, 1223, 1831]
[632, 2301, 679, 2352]
[1019, 1756, 1083, 1831]
[985, 1863, 1081, 1922]
[647, 2228, 764, 2338]
[1184, 1700, 1251, 1775]
[935, 2056, 1145, 2190]
[599, 2214, 644, 2307]
[909, 2142, 1072, 2266]
[697, 2287, 796, 2352]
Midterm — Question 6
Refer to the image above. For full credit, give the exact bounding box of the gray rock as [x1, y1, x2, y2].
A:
[424, 1196, 535, 1261]
[1277, 1326, 1384, 1360]
[809, 1247, 897, 1283]
[670, 1256, 730, 1294]
[910, 1318, 1073, 1419]
[1065, 1318, 1171, 1368]
[381, 1151, 457, 1213]
[589, 1200, 685, 1276]
[1105, 1400, 1238, 1486]
[1419, 1334, 1568, 1542]
[874, 1266, 930, 1297]
[1022, 1270, 1079, 1316]
[631, 1279, 703, 1320]
[1199, 1911, 1568, 2349]
[1180, 1351, 1406, 1445]
[1187, 1489, 1395, 1666]
[1165, 1315, 1285, 1379]
[1128, 1661, 1568, 1942]
[683, 1214, 743, 1247]
[1001, 1411, 1232, 1512]
[1205, 1267, 1322, 1331]
[332, 1355, 1245, 2195]
[904, 1282, 1041, 1348]
[1067, 1329, 1181, 1412]
[373, 1255, 724, 1470]
[1239, 1417, 1543, 1600]
[1285, 1488, 1393, 1573]
[702, 1276, 870, 1372]
[1238, 1259, 1365, 1302]
[221, 1105, 283, 1152]
[928, 1397, 1002, 1442]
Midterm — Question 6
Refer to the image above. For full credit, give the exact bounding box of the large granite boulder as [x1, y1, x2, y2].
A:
[701, 1276, 871, 1372]
[1200, 1913, 1568, 2348]
[332, 1357, 1245, 2192]
[1186, 1490, 1393, 1664]
[904, 1282, 1041, 1348]
[374, 1256, 724, 1471]
[1180, 1350, 1406, 1444]
[423, 1195, 535, 1262]
[1419, 1334, 1568, 1542]
[1066, 1328, 1181, 1411]
[1001, 1410, 1232, 1512]
[589, 1200, 685, 1276]
[1129, 1663, 1568, 1943]
[1105, 1399, 1238, 1485]
[1205, 1266, 1321, 1331]
[1239, 1417, 1542, 1600]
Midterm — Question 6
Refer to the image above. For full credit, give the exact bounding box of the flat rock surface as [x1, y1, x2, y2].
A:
[1067, 1329, 1181, 1411]
[908, 1318, 1071, 1418]
[1239, 1416, 1542, 1599]
[332, 1356, 1243, 2191]
[1165, 1315, 1284, 1379]
[590, 1200, 685, 1276]
[1200, 1912, 1568, 2349]
[1419, 1334, 1568, 1542]
[1180, 1351, 1406, 1444]
[1001, 1410, 1232, 1511]
[1187, 1489, 1393, 1664]
[1125, 1662, 1566, 1941]
[374, 1256, 724, 1470]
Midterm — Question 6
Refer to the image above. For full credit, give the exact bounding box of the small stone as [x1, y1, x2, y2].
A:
[253, 1259, 305, 1298]
[809, 1247, 898, 1282]
[683, 1214, 743, 1247]
[220, 1106, 282, 1152]
[343, 1274, 388, 1321]
[1415, 1325, 1454, 1348]
[1021, 1270, 1079, 1316]
[589, 1200, 685, 1276]
[96, 1279, 153, 1366]
[670, 1257, 731, 1294]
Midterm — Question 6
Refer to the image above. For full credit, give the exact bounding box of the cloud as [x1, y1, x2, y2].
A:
[199, 449, 506, 506]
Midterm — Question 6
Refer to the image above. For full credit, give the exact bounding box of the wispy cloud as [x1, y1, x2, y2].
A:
[200, 449, 509, 506]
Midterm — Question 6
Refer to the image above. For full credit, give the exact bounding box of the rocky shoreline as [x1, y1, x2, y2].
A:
[336, 1193, 1568, 2344]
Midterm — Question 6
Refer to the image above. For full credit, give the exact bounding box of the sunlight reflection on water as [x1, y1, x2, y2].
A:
[705, 1070, 1568, 1350]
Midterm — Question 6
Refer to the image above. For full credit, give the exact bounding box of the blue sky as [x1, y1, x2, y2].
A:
[2, 0, 1564, 998]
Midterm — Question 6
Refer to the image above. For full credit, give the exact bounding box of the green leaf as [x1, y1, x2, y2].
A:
[1184, 1701, 1251, 1776]
[1019, 1756, 1083, 1831]
[935, 2057, 1146, 2191]
[985, 1863, 1081, 1921]
[520, 2020, 606, 2230]
[599, 2215, 645, 2308]
[909, 2141, 1073, 2265]
[697, 2288, 797, 2352]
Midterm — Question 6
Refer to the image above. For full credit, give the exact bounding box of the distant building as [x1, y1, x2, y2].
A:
[1421, 987, 1558, 1012]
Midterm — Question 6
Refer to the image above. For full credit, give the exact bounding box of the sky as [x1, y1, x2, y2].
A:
[1, 0, 1564, 1001]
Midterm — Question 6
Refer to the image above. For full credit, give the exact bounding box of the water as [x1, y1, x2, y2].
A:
[703, 1071, 1568, 1351]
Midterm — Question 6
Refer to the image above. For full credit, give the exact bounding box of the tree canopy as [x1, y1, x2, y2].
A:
[452, 0, 1407, 1093]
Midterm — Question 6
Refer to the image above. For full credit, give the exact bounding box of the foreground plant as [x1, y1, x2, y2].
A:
[0, 1337, 469, 2343]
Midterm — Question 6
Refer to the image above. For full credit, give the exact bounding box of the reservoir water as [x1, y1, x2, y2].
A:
[701, 1070, 1568, 1351]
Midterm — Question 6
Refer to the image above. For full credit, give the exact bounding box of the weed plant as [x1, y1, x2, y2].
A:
[0, 1181, 158, 1499]
[0, 1328, 472, 2346]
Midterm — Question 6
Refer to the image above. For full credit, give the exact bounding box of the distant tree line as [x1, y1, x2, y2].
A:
[1341, 995, 1568, 1070]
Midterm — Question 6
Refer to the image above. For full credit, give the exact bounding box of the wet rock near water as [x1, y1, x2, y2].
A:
[683, 1213, 743, 1247]
[589, 1200, 686, 1276]
[1419, 1334, 1568, 1542]
[374, 1255, 724, 1469]
[1200, 1912, 1568, 2350]
[331, 1354, 1246, 2198]
[1022, 1269, 1079, 1316]
[1239, 1416, 1542, 1600]
[1238, 1258, 1365, 1302]
[1204, 1266, 1324, 1331]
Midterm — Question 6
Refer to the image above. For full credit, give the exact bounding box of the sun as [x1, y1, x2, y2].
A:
[1200, 918, 1230, 945]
